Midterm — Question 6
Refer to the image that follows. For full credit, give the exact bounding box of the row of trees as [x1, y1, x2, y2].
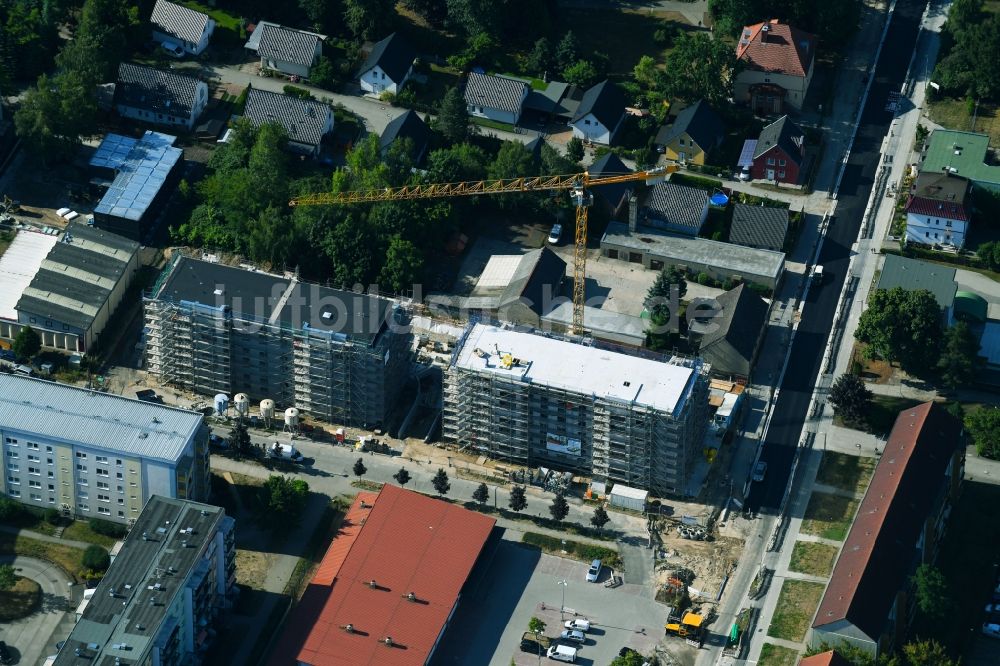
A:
[934, 0, 1000, 102]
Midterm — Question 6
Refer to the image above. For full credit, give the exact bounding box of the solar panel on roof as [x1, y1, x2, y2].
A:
[737, 139, 758, 168]
[92, 131, 182, 223]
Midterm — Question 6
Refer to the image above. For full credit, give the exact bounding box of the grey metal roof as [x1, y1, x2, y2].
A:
[643, 182, 709, 234]
[357, 32, 415, 83]
[53, 496, 228, 666]
[464, 72, 528, 114]
[689, 284, 769, 377]
[876, 254, 957, 308]
[244, 87, 331, 148]
[729, 203, 789, 252]
[150, 0, 211, 45]
[114, 63, 202, 117]
[257, 23, 318, 67]
[0, 375, 203, 463]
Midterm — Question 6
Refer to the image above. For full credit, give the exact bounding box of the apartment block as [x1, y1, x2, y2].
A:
[54, 496, 236, 665]
[443, 323, 710, 496]
[143, 255, 412, 429]
[0, 375, 209, 524]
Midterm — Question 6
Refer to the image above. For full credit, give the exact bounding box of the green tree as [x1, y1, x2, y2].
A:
[403, 0, 448, 26]
[902, 639, 957, 666]
[647, 266, 687, 311]
[15, 71, 97, 165]
[353, 458, 367, 477]
[0, 498, 24, 523]
[488, 141, 536, 209]
[911, 564, 950, 621]
[526, 37, 552, 76]
[555, 31, 579, 71]
[227, 421, 254, 460]
[472, 482, 489, 504]
[432, 468, 451, 495]
[299, 0, 343, 32]
[436, 86, 470, 144]
[44, 508, 61, 525]
[566, 137, 584, 163]
[854, 288, 943, 373]
[967, 406, 1000, 459]
[828, 374, 874, 425]
[446, 0, 501, 37]
[310, 56, 337, 90]
[610, 650, 645, 666]
[427, 143, 488, 183]
[393, 467, 411, 486]
[633, 54, 663, 90]
[12, 325, 41, 361]
[563, 59, 599, 87]
[509, 484, 528, 512]
[938, 320, 981, 389]
[0, 563, 16, 591]
[82, 545, 110, 572]
[590, 505, 610, 532]
[262, 475, 309, 528]
[379, 236, 424, 295]
[549, 491, 569, 522]
[343, 0, 394, 39]
[527, 616, 546, 634]
[663, 32, 739, 106]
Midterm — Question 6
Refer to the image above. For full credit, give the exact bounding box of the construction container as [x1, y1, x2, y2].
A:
[609, 484, 648, 512]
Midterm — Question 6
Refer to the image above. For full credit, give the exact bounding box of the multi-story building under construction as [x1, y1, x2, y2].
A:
[144, 255, 411, 429]
[443, 323, 710, 496]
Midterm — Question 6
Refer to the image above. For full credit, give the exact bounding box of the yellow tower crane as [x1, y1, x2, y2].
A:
[289, 164, 678, 333]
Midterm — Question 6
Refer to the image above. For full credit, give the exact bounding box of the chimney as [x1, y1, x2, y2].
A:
[369, 579, 377, 589]
[629, 195, 639, 232]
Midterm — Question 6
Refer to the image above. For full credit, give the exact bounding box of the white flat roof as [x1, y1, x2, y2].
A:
[0, 230, 59, 320]
[475, 255, 522, 289]
[453, 323, 695, 413]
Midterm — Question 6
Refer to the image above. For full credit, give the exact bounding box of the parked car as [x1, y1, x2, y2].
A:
[752, 461, 767, 482]
[548, 223, 562, 245]
[586, 559, 602, 583]
[160, 41, 185, 57]
[547, 644, 577, 663]
[209, 434, 230, 450]
[983, 622, 1000, 639]
[564, 618, 591, 632]
[560, 629, 586, 643]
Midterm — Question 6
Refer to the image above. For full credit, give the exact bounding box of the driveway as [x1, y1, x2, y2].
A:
[0, 555, 77, 666]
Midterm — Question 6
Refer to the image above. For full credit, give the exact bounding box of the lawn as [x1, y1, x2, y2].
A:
[928, 98, 1000, 147]
[521, 532, 622, 569]
[758, 642, 801, 666]
[0, 576, 41, 621]
[0, 532, 87, 581]
[471, 116, 518, 133]
[788, 541, 839, 578]
[177, 0, 241, 32]
[62, 520, 121, 549]
[766, 579, 826, 642]
[799, 492, 859, 541]
[815, 452, 876, 495]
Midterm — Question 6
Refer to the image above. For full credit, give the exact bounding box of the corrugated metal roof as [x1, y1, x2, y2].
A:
[0, 375, 202, 463]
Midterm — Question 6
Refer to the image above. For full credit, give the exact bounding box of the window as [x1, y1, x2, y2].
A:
[116, 459, 122, 466]
[117, 485, 124, 494]
[27, 454, 40, 463]
[7, 463, 18, 472]
[380, 71, 385, 80]
[129, 482, 137, 488]
[8, 489, 19, 498]
[46, 446, 52, 453]
[28, 466, 40, 476]
[96, 468, 109, 477]
[129, 469, 137, 475]
[6, 476, 18, 485]
[75, 452, 87, 459]
[78, 490, 88, 499]
[925, 231, 930, 237]
[6, 451, 17, 458]
[4, 438, 16, 445]
[48, 471, 54, 478]
[77, 464, 87, 473]
[26, 442, 39, 450]
[116, 472, 123, 479]
[118, 498, 125, 505]
[96, 481, 109, 490]
[95, 456, 108, 464]
[47, 484, 54, 491]
[778, 159, 786, 167]
[30, 493, 42, 502]
[47, 458, 53, 466]
[28, 480, 40, 488]
[678, 139, 685, 146]
[131, 507, 139, 513]
[584, 119, 591, 125]
[766, 158, 775, 166]
[98, 494, 110, 503]
[778, 171, 786, 179]
[77, 503, 89, 512]
[118, 511, 125, 518]
[946, 220, 952, 227]
[48, 496, 55, 504]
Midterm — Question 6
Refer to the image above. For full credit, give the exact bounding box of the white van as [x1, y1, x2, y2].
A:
[547, 644, 577, 663]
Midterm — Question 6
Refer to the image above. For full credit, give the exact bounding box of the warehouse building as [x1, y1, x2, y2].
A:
[0, 375, 210, 524]
[54, 496, 236, 665]
[443, 323, 710, 495]
[0, 224, 140, 353]
[144, 255, 411, 429]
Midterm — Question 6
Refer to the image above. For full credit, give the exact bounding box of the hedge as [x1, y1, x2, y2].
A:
[521, 532, 622, 568]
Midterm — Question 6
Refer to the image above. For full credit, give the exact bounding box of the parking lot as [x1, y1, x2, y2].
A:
[434, 533, 667, 666]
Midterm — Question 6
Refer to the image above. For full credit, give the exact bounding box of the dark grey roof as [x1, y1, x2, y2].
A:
[689, 284, 768, 377]
[115, 62, 202, 117]
[464, 72, 528, 114]
[257, 23, 319, 67]
[655, 100, 724, 151]
[244, 87, 331, 148]
[156, 256, 393, 345]
[571, 80, 626, 127]
[499, 247, 567, 316]
[588, 152, 633, 210]
[754, 114, 805, 165]
[876, 254, 957, 309]
[380, 110, 430, 158]
[729, 203, 789, 252]
[150, 0, 211, 45]
[643, 182, 709, 233]
[357, 32, 415, 84]
[53, 497, 228, 666]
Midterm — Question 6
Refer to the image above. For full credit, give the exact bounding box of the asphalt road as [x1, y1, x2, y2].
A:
[748, 0, 926, 512]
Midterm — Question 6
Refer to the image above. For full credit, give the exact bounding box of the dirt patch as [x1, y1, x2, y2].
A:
[654, 531, 742, 603]
[235, 548, 275, 588]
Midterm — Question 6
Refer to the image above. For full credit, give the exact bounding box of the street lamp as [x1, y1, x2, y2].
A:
[557, 579, 568, 621]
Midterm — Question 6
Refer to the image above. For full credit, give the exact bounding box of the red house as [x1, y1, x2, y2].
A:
[751, 115, 806, 184]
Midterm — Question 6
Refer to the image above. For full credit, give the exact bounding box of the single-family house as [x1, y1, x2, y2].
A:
[588, 152, 633, 218]
[257, 23, 322, 79]
[654, 100, 725, 165]
[875, 254, 957, 324]
[464, 72, 530, 125]
[570, 80, 627, 145]
[688, 284, 769, 380]
[641, 182, 709, 236]
[920, 129, 1000, 193]
[114, 62, 208, 130]
[357, 32, 416, 95]
[811, 402, 963, 659]
[243, 87, 333, 158]
[729, 203, 789, 252]
[380, 110, 431, 164]
[150, 0, 215, 56]
[905, 171, 970, 248]
[734, 19, 816, 113]
[751, 115, 806, 184]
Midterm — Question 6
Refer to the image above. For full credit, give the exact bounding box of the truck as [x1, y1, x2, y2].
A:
[665, 612, 705, 647]
[268, 442, 303, 462]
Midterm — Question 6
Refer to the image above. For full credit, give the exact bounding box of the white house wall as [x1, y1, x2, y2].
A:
[905, 212, 967, 248]
[572, 113, 611, 145]
[152, 19, 215, 56]
[735, 61, 813, 111]
[360, 65, 413, 95]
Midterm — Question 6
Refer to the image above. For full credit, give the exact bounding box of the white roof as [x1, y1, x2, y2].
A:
[0, 375, 203, 463]
[716, 391, 740, 418]
[610, 484, 649, 500]
[453, 323, 696, 413]
[0, 230, 59, 320]
[476, 255, 522, 289]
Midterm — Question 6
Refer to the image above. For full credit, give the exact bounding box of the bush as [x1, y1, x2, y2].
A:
[0, 498, 25, 524]
[282, 85, 313, 100]
[81, 545, 110, 572]
[521, 532, 621, 568]
[89, 518, 127, 538]
[44, 508, 61, 525]
[696, 272, 711, 285]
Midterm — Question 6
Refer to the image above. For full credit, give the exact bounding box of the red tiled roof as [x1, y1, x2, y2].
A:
[905, 195, 969, 221]
[800, 650, 852, 666]
[269, 484, 496, 666]
[736, 20, 816, 77]
[813, 402, 961, 640]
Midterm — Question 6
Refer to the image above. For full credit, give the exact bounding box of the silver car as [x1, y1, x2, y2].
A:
[560, 629, 585, 643]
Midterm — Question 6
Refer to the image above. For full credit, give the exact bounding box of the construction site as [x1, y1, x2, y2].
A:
[143, 253, 412, 429]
